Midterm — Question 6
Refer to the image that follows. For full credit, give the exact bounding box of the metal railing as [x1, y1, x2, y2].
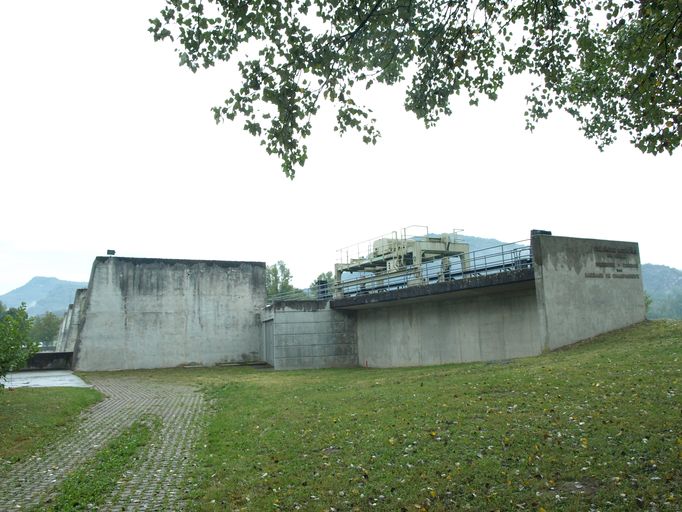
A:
[266, 239, 532, 305]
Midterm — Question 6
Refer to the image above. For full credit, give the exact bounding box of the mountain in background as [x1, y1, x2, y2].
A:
[642, 264, 682, 319]
[0, 277, 87, 316]
[459, 235, 526, 253]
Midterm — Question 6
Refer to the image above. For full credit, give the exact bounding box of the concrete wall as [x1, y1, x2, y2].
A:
[356, 282, 542, 367]
[532, 235, 646, 351]
[55, 306, 73, 352]
[263, 301, 358, 370]
[73, 257, 265, 371]
[61, 288, 87, 352]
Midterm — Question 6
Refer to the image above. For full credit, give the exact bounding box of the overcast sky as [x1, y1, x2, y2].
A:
[1, 2, 680, 295]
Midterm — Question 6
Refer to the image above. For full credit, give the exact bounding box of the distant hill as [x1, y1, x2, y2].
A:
[0, 277, 87, 316]
[642, 264, 682, 319]
[459, 235, 527, 254]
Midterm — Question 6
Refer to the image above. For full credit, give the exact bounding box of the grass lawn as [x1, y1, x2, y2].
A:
[111, 320, 681, 511]
[0, 386, 102, 462]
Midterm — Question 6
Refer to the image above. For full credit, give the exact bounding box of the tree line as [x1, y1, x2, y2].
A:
[266, 261, 335, 299]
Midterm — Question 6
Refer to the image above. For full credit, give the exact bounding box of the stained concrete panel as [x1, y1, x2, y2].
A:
[356, 283, 541, 367]
[532, 235, 646, 351]
[73, 257, 265, 371]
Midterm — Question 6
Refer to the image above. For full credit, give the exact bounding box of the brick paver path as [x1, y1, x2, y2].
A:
[0, 375, 205, 510]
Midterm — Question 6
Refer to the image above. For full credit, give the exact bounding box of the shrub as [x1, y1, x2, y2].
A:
[0, 304, 37, 384]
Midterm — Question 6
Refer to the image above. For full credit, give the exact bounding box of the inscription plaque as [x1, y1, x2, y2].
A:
[586, 243, 640, 280]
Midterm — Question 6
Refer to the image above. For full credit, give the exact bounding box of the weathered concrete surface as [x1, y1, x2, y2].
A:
[1, 370, 88, 388]
[0, 374, 204, 510]
[59, 288, 87, 352]
[74, 257, 265, 371]
[356, 281, 541, 367]
[55, 305, 73, 352]
[263, 300, 358, 370]
[532, 235, 646, 351]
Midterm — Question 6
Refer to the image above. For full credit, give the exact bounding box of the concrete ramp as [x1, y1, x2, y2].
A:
[1, 370, 90, 389]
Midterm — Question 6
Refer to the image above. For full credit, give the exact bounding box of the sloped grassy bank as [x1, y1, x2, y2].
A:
[191, 321, 680, 511]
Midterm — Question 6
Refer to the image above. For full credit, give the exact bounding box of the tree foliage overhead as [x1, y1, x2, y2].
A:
[151, 0, 681, 177]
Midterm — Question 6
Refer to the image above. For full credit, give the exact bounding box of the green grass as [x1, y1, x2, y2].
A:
[40, 417, 158, 511]
[99, 320, 681, 511]
[0, 387, 102, 462]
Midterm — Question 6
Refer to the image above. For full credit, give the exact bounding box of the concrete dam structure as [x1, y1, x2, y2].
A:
[263, 233, 646, 369]
[71, 257, 265, 371]
[61, 231, 646, 371]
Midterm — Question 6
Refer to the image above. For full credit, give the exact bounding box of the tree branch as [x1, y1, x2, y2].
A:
[341, 0, 385, 43]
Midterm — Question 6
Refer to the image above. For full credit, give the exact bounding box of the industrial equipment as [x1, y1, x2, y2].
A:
[334, 226, 470, 295]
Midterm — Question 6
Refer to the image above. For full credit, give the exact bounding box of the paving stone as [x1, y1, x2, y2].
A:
[0, 375, 205, 510]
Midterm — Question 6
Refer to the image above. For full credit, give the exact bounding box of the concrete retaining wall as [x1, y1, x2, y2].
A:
[262, 301, 357, 370]
[73, 257, 265, 371]
[59, 288, 87, 352]
[532, 235, 645, 350]
[356, 282, 541, 367]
